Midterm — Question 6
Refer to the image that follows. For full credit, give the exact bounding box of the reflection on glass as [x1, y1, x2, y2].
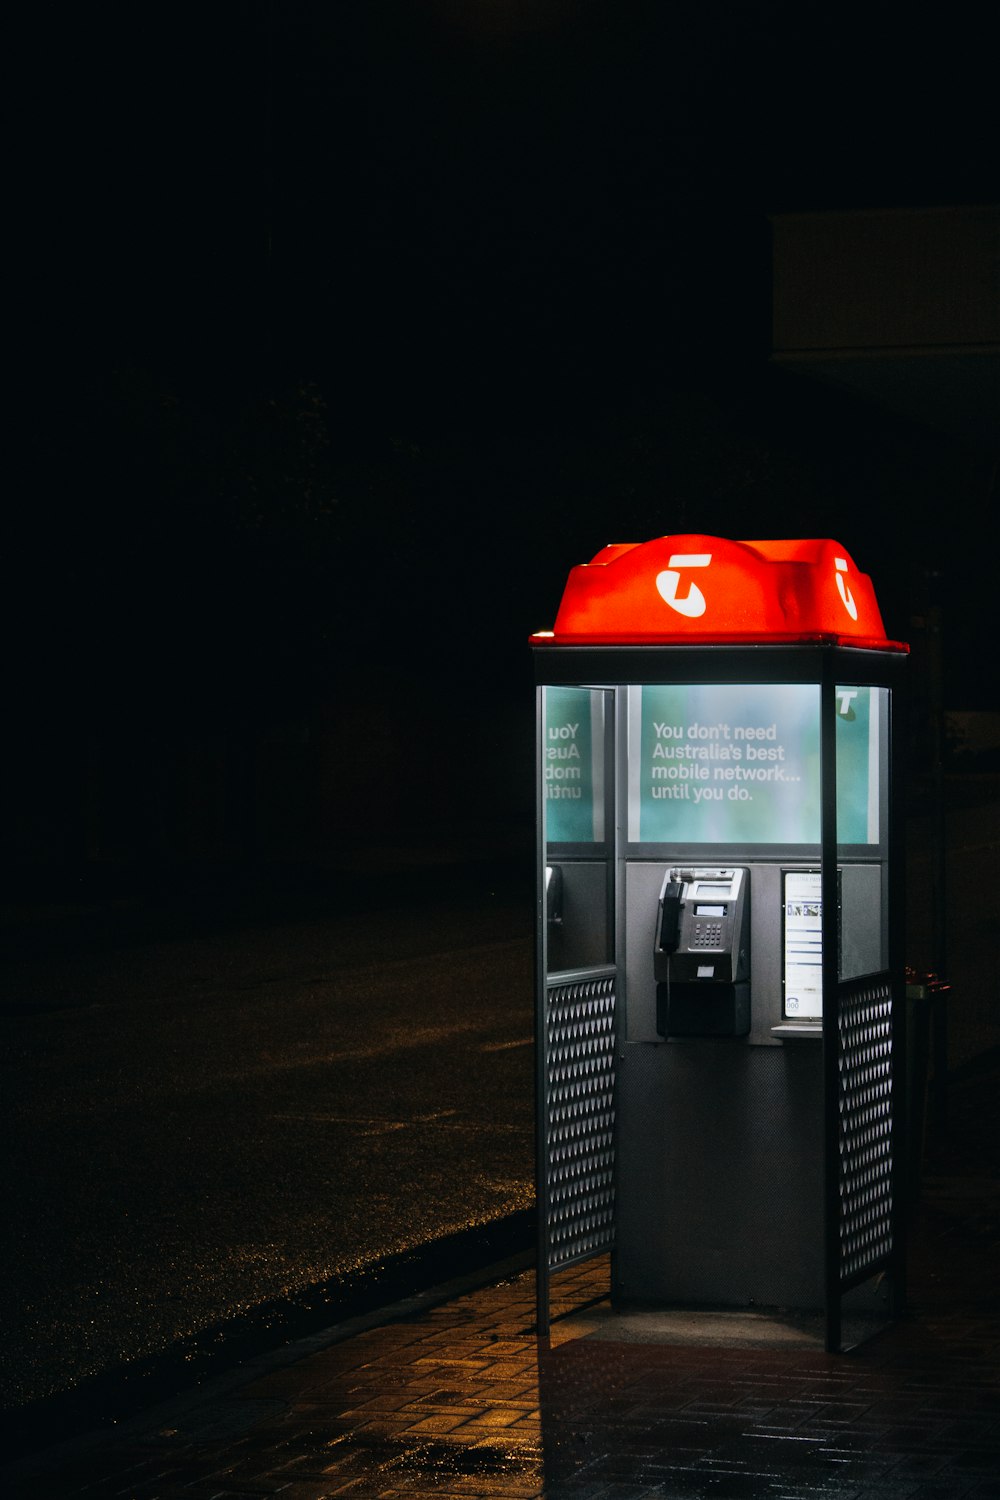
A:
[838, 684, 889, 984]
[780, 686, 890, 1018]
[544, 686, 605, 842]
[543, 687, 612, 974]
[834, 684, 880, 845]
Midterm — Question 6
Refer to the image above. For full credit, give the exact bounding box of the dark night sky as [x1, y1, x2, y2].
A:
[35, 4, 989, 395]
[10, 2, 998, 869]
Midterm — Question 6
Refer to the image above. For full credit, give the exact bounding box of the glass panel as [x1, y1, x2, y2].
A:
[627, 683, 821, 844]
[626, 683, 882, 847]
[542, 686, 613, 974]
[543, 685, 605, 842]
[834, 684, 881, 845]
[838, 685, 889, 982]
[780, 686, 890, 1018]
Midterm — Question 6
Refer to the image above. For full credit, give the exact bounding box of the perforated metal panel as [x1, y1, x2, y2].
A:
[836, 973, 894, 1285]
[541, 973, 616, 1272]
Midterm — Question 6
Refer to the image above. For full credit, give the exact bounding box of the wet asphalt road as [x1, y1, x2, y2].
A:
[0, 871, 535, 1410]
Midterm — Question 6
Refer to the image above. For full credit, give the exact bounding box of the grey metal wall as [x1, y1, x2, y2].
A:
[614, 1040, 825, 1308]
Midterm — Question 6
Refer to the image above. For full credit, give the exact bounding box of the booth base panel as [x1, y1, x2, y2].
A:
[613, 1040, 828, 1312]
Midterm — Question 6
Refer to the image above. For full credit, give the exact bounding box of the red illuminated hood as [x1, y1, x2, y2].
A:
[530, 535, 908, 651]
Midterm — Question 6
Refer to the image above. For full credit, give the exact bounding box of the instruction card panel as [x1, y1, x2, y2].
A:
[783, 870, 823, 1019]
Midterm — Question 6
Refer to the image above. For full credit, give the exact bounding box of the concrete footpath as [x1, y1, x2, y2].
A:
[4, 1049, 998, 1500]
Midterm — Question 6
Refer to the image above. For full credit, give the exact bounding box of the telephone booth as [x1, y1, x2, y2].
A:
[532, 536, 908, 1353]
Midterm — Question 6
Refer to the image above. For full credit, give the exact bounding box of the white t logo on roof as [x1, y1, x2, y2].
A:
[835, 557, 858, 621]
[655, 553, 711, 618]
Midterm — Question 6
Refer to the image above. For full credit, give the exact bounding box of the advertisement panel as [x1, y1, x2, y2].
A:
[628, 683, 877, 844]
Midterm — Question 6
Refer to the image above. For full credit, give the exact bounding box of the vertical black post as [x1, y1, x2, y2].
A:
[534, 687, 551, 1338]
[925, 587, 949, 1135]
[926, 589, 947, 985]
[888, 668, 909, 1314]
[820, 657, 841, 1354]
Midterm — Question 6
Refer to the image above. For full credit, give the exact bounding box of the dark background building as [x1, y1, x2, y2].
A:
[7, 0, 998, 910]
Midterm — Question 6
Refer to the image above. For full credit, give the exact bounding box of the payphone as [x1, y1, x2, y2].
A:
[533, 534, 907, 1351]
[654, 866, 750, 1037]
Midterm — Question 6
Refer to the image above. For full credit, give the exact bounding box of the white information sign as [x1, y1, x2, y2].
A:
[783, 870, 822, 1019]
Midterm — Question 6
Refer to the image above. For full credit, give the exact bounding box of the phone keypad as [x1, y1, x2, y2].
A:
[692, 922, 723, 947]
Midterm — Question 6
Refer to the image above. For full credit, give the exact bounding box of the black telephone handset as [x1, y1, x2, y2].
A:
[546, 864, 563, 926]
[656, 879, 684, 955]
